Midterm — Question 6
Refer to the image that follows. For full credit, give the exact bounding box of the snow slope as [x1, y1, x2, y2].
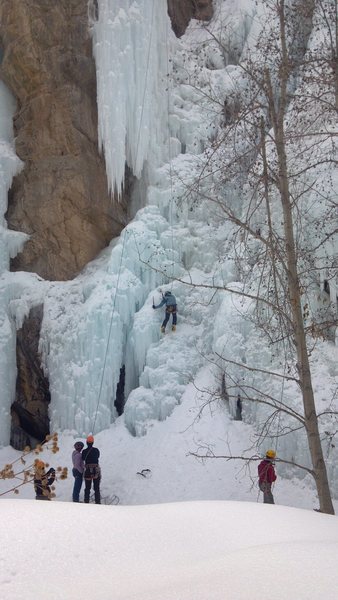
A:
[0, 368, 333, 512]
[1, 499, 338, 600]
[0, 0, 336, 511]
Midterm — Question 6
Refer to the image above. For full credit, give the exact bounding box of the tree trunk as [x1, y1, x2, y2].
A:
[335, 0, 338, 110]
[266, 0, 334, 514]
[279, 155, 334, 514]
[270, 0, 334, 514]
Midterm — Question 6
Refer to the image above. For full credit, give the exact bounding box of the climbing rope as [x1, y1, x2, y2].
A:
[90, 0, 156, 434]
[135, 0, 155, 169]
[165, 10, 176, 289]
[264, 317, 289, 501]
[274, 359, 286, 453]
[91, 230, 128, 435]
[130, 4, 177, 291]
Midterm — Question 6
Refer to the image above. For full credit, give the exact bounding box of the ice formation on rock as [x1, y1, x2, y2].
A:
[92, 0, 172, 196]
[0, 0, 336, 506]
[0, 82, 27, 445]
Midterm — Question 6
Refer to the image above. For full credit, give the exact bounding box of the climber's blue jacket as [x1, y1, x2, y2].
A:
[154, 292, 176, 309]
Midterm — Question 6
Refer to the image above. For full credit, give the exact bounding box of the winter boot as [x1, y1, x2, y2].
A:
[161, 326, 165, 334]
[172, 325, 176, 332]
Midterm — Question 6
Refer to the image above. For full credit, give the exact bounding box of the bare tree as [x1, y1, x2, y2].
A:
[0, 433, 68, 499]
[164, 0, 337, 513]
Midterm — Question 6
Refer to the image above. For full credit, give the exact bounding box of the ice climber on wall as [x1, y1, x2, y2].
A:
[258, 449, 277, 504]
[153, 290, 177, 333]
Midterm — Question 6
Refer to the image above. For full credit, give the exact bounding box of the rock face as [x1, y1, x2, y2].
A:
[0, 0, 128, 282]
[0, 0, 129, 447]
[10, 306, 49, 449]
[0, 0, 213, 447]
[168, 0, 213, 37]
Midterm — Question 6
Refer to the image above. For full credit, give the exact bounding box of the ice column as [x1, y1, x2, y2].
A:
[0, 83, 25, 274]
[93, 0, 171, 196]
[0, 82, 25, 446]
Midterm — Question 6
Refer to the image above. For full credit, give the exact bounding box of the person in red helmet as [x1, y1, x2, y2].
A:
[82, 435, 101, 504]
[258, 449, 277, 504]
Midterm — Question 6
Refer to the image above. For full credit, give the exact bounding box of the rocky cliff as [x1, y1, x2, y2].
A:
[0, 0, 129, 446]
[168, 0, 213, 37]
[0, 0, 213, 447]
[0, 0, 128, 282]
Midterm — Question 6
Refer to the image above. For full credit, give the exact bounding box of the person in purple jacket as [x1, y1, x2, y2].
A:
[72, 441, 84, 502]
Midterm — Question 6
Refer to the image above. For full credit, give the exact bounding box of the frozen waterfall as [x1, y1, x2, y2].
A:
[0, 0, 336, 506]
[92, 0, 172, 196]
[0, 82, 27, 446]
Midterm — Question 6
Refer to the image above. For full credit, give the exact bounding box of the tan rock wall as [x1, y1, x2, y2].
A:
[0, 0, 129, 446]
[168, 0, 213, 37]
[0, 0, 127, 281]
[11, 306, 50, 447]
[0, 0, 213, 446]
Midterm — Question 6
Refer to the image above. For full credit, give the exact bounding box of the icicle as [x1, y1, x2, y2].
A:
[92, 0, 171, 196]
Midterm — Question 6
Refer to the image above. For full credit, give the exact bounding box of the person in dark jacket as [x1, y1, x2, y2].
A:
[258, 449, 277, 504]
[153, 290, 177, 333]
[72, 441, 84, 502]
[82, 435, 101, 504]
[235, 394, 242, 420]
[34, 460, 56, 501]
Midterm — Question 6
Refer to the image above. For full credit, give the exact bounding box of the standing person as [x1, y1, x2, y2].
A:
[34, 460, 56, 501]
[235, 394, 242, 420]
[72, 441, 84, 502]
[82, 435, 101, 504]
[153, 290, 177, 333]
[258, 449, 277, 504]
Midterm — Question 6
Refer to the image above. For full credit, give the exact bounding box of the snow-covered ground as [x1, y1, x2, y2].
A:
[0, 6, 336, 599]
[0, 3, 337, 575]
[1, 498, 338, 600]
[1, 367, 338, 599]
[0, 368, 334, 511]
